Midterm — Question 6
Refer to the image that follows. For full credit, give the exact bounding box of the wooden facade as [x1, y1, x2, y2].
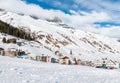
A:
[2, 48, 20, 57]
[106, 60, 119, 69]
[26, 55, 51, 62]
[58, 56, 70, 65]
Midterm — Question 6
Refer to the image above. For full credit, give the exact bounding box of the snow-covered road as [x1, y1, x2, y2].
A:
[0, 56, 120, 83]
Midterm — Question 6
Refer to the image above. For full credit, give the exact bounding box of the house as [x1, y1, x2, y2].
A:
[25, 55, 41, 61]
[58, 56, 70, 65]
[36, 56, 42, 61]
[17, 42, 22, 46]
[76, 59, 81, 65]
[0, 48, 4, 55]
[2, 51, 8, 56]
[90, 61, 94, 67]
[85, 61, 94, 67]
[51, 58, 57, 63]
[8, 48, 19, 57]
[25, 55, 51, 62]
[106, 60, 119, 69]
[19, 50, 26, 56]
[94, 60, 103, 67]
[2, 48, 20, 57]
[7, 38, 16, 43]
[94, 59, 119, 69]
[70, 59, 76, 65]
[41, 56, 51, 62]
[78, 60, 94, 67]
[72, 58, 77, 65]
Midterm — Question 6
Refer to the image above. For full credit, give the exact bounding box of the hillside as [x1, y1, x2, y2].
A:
[0, 9, 120, 61]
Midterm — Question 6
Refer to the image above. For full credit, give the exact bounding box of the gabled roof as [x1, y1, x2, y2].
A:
[0, 48, 4, 50]
[106, 60, 117, 65]
[62, 56, 69, 59]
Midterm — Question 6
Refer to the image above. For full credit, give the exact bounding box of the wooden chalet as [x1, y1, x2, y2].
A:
[76, 59, 81, 65]
[51, 58, 57, 63]
[94, 60, 103, 67]
[106, 60, 119, 69]
[41, 56, 51, 62]
[2, 48, 20, 57]
[58, 56, 70, 65]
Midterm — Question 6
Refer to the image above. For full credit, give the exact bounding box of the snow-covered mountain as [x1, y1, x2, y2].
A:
[0, 9, 120, 61]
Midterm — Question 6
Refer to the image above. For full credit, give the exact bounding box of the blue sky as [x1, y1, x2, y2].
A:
[0, 0, 120, 38]
[25, 0, 120, 27]
[25, 0, 75, 13]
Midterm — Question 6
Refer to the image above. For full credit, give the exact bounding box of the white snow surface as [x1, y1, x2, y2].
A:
[0, 56, 120, 83]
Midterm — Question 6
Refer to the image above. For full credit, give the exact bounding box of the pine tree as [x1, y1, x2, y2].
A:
[70, 49, 72, 55]
[2, 37, 6, 43]
[7, 39, 10, 43]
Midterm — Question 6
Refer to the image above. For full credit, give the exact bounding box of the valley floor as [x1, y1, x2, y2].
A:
[0, 56, 120, 83]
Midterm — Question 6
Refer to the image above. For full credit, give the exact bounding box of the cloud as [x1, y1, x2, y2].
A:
[62, 11, 110, 29]
[0, 0, 109, 25]
[0, 0, 120, 39]
[98, 26, 120, 38]
[74, 0, 120, 23]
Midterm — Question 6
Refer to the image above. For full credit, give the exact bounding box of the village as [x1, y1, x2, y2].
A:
[0, 37, 120, 70]
[0, 44, 120, 70]
[25, 55, 120, 70]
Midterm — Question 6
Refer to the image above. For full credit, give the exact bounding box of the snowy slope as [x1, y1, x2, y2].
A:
[0, 56, 120, 83]
[0, 9, 120, 61]
[0, 33, 56, 58]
